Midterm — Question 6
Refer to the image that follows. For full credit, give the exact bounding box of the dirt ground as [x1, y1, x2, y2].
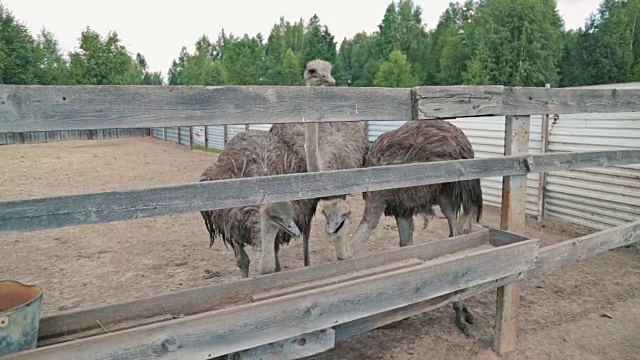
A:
[1, 138, 639, 360]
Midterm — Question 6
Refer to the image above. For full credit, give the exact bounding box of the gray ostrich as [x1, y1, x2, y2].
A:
[199, 130, 318, 278]
[349, 120, 484, 336]
[270, 59, 369, 261]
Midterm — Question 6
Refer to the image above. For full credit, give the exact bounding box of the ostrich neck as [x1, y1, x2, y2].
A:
[304, 122, 320, 172]
[333, 218, 353, 260]
[258, 207, 279, 275]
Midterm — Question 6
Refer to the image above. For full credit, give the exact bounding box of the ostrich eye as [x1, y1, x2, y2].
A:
[308, 68, 316, 74]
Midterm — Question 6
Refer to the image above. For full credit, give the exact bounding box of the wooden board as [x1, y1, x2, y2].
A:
[532, 220, 640, 275]
[2, 149, 639, 234]
[0, 85, 411, 132]
[36, 231, 489, 343]
[411, 86, 640, 119]
[8, 239, 538, 360]
[211, 329, 335, 360]
[3, 85, 640, 132]
[494, 115, 530, 355]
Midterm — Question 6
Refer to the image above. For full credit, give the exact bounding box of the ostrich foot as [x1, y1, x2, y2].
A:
[453, 301, 474, 337]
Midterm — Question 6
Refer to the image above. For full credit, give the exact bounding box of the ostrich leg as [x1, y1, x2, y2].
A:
[396, 216, 415, 247]
[438, 194, 474, 336]
[274, 239, 281, 272]
[232, 242, 250, 278]
[303, 223, 312, 266]
[437, 194, 460, 238]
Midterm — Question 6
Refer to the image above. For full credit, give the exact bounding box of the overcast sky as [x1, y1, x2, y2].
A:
[5, 0, 601, 77]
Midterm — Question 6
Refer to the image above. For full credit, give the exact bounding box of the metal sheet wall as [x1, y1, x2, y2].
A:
[0, 129, 147, 145]
[544, 111, 640, 230]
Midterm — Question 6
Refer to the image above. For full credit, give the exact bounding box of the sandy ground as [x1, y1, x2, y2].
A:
[1, 138, 639, 360]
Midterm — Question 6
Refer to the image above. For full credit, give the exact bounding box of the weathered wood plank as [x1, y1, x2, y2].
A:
[7, 240, 538, 360]
[0, 85, 411, 132]
[3, 85, 640, 133]
[2, 149, 639, 234]
[494, 115, 530, 355]
[36, 231, 489, 343]
[213, 329, 335, 360]
[502, 87, 640, 116]
[334, 273, 523, 340]
[411, 86, 640, 120]
[251, 258, 424, 302]
[411, 85, 505, 119]
[532, 220, 640, 276]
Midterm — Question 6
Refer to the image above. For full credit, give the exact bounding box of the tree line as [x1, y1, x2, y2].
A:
[2, 0, 640, 88]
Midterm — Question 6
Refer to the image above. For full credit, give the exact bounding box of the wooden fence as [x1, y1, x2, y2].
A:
[0, 84, 639, 359]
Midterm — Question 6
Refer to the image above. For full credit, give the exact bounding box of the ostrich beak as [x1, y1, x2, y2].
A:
[275, 219, 302, 238]
[325, 75, 336, 86]
[325, 215, 348, 235]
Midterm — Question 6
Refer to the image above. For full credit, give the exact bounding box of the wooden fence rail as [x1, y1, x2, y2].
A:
[1, 149, 639, 234]
[2, 85, 640, 132]
[1, 84, 640, 359]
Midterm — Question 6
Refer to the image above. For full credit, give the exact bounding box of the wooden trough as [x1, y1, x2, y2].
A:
[1, 84, 640, 359]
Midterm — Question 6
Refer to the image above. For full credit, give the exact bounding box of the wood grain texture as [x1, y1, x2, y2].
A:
[9, 239, 538, 360]
[532, 220, 640, 276]
[500, 116, 530, 233]
[2, 85, 640, 132]
[36, 231, 488, 343]
[501, 87, 640, 116]
[212, 329, 335, 360]
[334, 273, 523, 340]
[412, 86, 640, 120]
[2, 149, 639, 234]
[0, 85, 411, 132]
[494, 115, 530, 355]
[411, 85, 505, 119]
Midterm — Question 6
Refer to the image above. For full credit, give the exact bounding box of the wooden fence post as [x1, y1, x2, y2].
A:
[189, 126, 194, 150]
[204, 126, 209, 151]
[494, 115, 530, 356]
[538, 83, 551, 222]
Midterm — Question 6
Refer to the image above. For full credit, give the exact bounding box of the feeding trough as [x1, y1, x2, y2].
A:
[0, 280, 44, 357]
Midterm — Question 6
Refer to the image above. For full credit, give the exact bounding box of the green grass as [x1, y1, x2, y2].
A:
[194, 144, 223, 154]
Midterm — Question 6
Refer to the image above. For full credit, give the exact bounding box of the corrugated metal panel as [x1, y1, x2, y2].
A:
[226, 125, 246, 142]
[192, 126, 206, 147]
[249, 124, 272, 132]
[164, 127, 179, 143]
[545, 111, 640, 230]
[178, 127, 191, 146]
[0, 129, 146, 145]
[207, 126, 226, 150]
[367, 121, 407, 143]
[366, 117, 543, 217]
[450, 116, 543, 216]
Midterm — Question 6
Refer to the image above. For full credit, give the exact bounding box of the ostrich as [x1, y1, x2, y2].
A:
[349, 119, 484, 336]
[199, 130, 318, 278]
[270, 59, 369, 261]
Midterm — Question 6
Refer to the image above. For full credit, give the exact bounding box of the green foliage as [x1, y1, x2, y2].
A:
[0, 4, 37, 84]
[373, 50, 418, 87]
[465, 0, 564, 87]
[4, 0, 640, 89]
[33, 28, 72, 84]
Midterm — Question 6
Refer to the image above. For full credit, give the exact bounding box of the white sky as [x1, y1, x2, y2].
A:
[5, 0, 601, 77]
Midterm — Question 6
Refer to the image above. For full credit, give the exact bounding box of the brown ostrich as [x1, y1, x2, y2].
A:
[270, 59, 369, 261]
[199, 130, 318, 278]
[349, 120, 483, 336]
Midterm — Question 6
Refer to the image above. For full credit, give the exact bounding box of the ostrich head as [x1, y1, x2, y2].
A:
[262, 201, 301, 238]
[321, 198, 353, 260]
[322, 198, 351, 235]
[304, 59, 336, 86]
